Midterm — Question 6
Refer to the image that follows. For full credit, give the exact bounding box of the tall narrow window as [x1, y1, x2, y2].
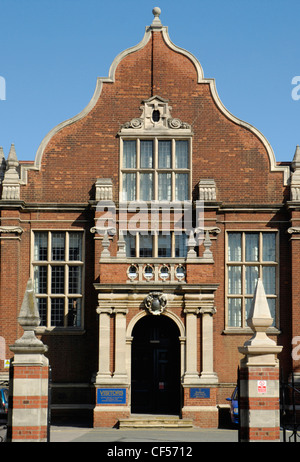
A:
[33, 231, 84, 328]
[226, 231, 277, 328]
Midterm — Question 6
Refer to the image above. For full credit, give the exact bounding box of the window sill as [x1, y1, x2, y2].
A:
[36, 326, 85, 336]
[222, 327, 281, 335]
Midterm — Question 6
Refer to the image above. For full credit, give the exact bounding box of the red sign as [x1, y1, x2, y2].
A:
[257, 380, 267, 393]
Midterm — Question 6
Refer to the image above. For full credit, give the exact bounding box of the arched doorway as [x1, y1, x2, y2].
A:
[131, 314, 181, 415]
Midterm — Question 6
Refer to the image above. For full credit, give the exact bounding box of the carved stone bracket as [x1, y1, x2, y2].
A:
[199, 179, 217, 201]
[95, 178, 113, 201]
[0, 226, 24, 235]
[287, 227, 300, 234]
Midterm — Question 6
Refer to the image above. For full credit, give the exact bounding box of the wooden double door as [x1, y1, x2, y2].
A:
[131, 314, 181, 415]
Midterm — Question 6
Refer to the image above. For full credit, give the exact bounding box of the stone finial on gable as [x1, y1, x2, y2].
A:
[2, 143, 20, 200]
[151, 7, 163, 29]
[290, 145, 300, 201]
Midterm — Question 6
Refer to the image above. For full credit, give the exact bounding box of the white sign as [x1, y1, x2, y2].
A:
[257, 380, 267, 393]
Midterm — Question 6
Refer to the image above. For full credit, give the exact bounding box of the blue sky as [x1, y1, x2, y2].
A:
[0, 0, 299, 163]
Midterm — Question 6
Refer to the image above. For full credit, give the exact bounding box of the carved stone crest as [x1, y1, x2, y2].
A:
[119, 96, 192, 134]
[144, 292, 167, 315]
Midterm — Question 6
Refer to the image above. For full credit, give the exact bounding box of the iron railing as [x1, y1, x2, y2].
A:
[280, 371, 300, 442]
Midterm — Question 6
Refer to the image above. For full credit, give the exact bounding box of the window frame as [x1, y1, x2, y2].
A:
[124, 231, 189, 260]
[120, 137, 192, 202]
[31, 230, 85, 330]
[225, 230, 279, 330]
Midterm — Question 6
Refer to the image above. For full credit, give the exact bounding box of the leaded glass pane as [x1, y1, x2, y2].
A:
[158, 234, 171, 257]
[122, 173, 136, 201]
[263, 233, 276, 261]
[140, 141, 153, 168]
[34, 232, 48, 261]
[69, 233, 82, 260]
[51, 298, 64, 326]
[139, 234, 152, 257]
[158, 141, 171, 168]
[228, 298, 242, 327]
[263, 266, 276, 294]
[124, 234, 136, 257]
[175, 234, 188, 257]
[175, 173, 188, 200]
[158, 173, 171, 201]
[228, 266, 242, 294]
[228, 233, 241, 262]
[123, 140, 136, 168]
[140, 173, 153, 201]
[175, 140, 188, 168]
[245, 266, 259, 294]
[245, 233, 259, 262]
[245, 298, 253, 321]
[267, 298, 276, 325]
[68, 298, 81, 327]
[51, 266, 65, 294]
[69, 266, 82, 294]
[52, 233, 65, 261]
[37, 298, 47, 326]
[34, 266, 47, 294]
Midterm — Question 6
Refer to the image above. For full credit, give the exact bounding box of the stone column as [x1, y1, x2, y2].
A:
[8, 279, 49, 442]
[94, 299, 130, 428]
[238, 279, 282, 442]
[182, 294, 219, 428]
[95, 306, 112, 383]
[199, 306, 218, 384]
[183, 307, 199, 384]
[113, 308, 128, 382]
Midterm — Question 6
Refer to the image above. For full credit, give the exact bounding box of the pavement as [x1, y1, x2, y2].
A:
[0, 423, 297, 446]
[49, 425, 239, 443]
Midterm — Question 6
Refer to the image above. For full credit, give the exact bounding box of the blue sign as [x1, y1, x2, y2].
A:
[190, 388, 210, 399]
[97, 388, 126, 404]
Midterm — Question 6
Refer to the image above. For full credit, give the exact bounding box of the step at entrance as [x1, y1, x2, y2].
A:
[118, 415, 193, 429]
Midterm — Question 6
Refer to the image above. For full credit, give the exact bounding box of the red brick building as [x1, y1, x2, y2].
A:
[0, 8, 299, 427]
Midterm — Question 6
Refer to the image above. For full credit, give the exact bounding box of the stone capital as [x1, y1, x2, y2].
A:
[96, 307, 113, 315]
[199, 306, 216, 316]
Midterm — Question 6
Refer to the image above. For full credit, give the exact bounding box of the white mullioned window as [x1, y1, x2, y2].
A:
[32, 231, 84, 328]
[226, 231, 278, 328]
[121, 138, 191, 202]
